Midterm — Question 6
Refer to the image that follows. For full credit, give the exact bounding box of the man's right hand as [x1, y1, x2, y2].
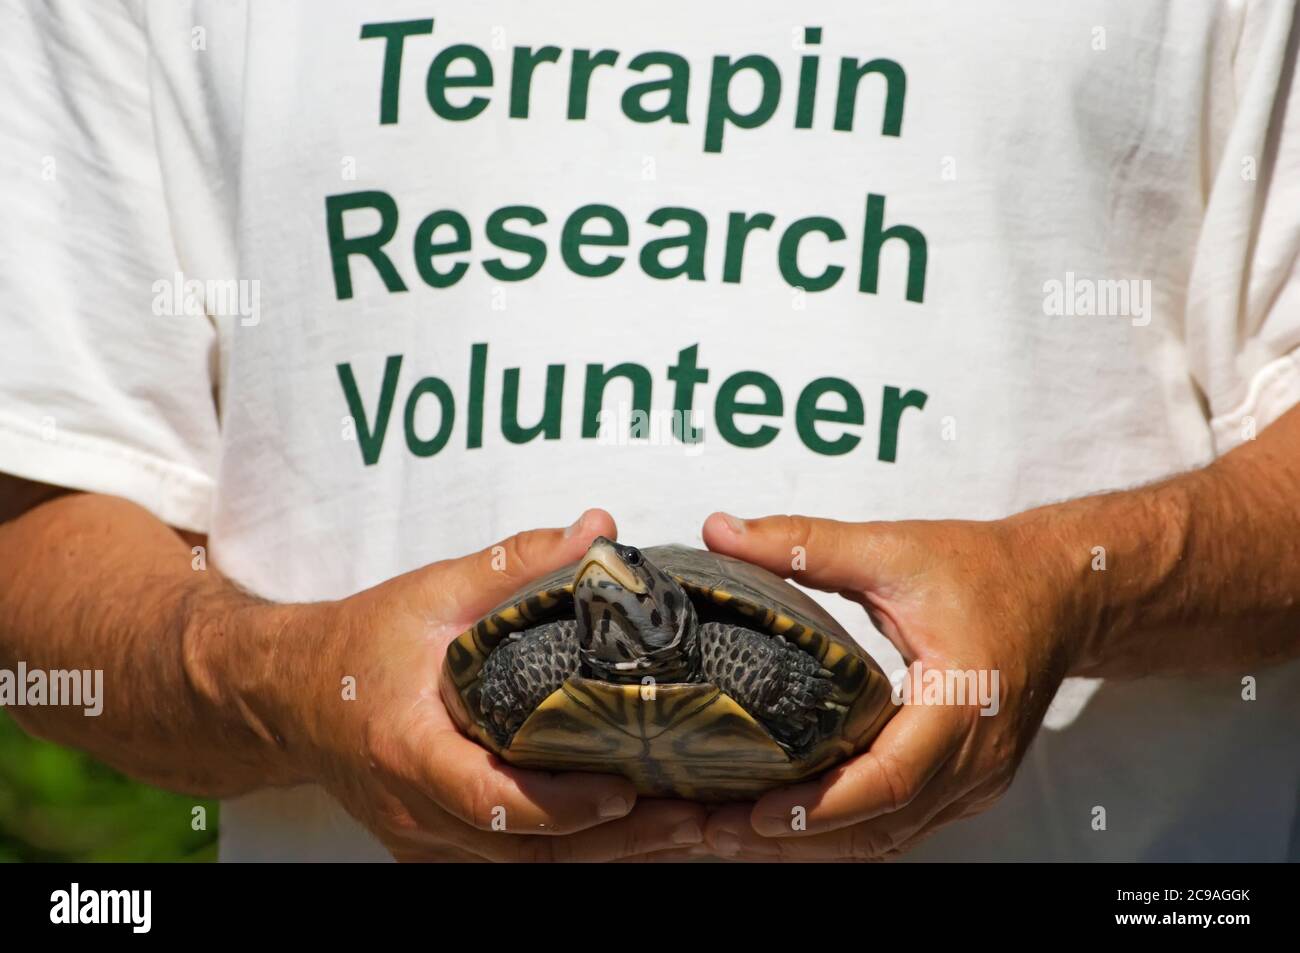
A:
[190, 508, 708, 862]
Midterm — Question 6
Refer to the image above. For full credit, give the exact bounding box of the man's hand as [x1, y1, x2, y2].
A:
[696, 512, 1074, 861]
[698, 405, 1300, 860]
[191, 508, 708, 862]
[0, 486, 704, 861]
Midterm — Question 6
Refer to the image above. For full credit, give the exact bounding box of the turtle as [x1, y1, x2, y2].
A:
[441, 537, 896, 801]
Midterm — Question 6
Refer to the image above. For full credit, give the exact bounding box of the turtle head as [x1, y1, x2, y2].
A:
[573, 538, 697, 681]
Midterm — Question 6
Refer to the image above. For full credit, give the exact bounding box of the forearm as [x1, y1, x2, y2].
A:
[1008, 407, 1300, 677]
[0, 491, 308, 796]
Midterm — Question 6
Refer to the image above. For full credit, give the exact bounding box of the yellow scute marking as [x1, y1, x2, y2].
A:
[506, 681, 790, 767]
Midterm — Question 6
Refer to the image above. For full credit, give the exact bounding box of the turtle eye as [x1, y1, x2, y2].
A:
[623, 548, 643, 567]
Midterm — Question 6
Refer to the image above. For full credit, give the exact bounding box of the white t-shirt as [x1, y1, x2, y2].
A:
[3, 0, 1299, 862]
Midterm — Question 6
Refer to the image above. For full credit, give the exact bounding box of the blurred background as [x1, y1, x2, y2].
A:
[0, 711, 217, 862]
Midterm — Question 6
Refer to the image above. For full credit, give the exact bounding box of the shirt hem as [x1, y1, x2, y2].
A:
[1208, 350, 1300, 454]
[0, 412, 214, 533]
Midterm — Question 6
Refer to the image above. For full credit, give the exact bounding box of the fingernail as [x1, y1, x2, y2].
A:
[598, 795, 630, 819]
[671, 820, 703, 845]
[564, 511, 589, 538]
[718, 512, 746, 535]
[752, 813, 789, 837]
[712, 829, 741, 856]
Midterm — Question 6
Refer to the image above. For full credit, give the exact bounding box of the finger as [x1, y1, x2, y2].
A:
[702, 512, 902, 594]
[456, 799, 708, 863]
[422, 508, 618, 624]
[747, 703, 968, 836]
[705, 789, 948, 861]
[825, 792, 994, 862]
[611, 846, 714, 863]
[390, 843, 488, 863]
[421, 726, 639, 835]
[874, 798, 978, 860]
[703, 802, 769, 859]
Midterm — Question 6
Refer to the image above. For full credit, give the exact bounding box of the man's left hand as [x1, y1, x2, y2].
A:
[699, 511, 1079, 861]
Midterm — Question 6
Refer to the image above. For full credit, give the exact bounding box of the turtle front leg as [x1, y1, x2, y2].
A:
[696, 621, 834, 751]
[478, 619, 581, 746]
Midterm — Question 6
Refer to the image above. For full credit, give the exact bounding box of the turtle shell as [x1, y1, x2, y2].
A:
[441, 545, 896, 801]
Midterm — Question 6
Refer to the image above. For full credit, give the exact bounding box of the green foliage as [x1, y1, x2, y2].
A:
[0, 712, 217, 862]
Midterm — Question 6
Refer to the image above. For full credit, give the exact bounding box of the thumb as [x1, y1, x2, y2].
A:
[418, 508, 617, 625]
[702, 511, 903, 596]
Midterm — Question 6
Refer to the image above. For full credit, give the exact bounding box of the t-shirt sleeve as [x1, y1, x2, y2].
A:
[1187, 0, 1300, 455]
[0, 0, 219, 532]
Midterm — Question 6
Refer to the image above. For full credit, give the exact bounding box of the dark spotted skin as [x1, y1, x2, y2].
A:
[695, 621, 832, 749]
[478, 616, 832, 750]
[479, 619, 581, 746]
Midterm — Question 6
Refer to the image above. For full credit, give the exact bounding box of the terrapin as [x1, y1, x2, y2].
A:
[442, 537, 895, 800]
